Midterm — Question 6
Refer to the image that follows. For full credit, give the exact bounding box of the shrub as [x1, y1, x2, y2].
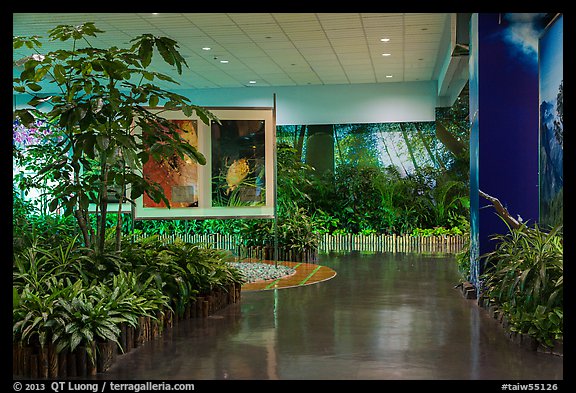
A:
[480, 222, 563, 347]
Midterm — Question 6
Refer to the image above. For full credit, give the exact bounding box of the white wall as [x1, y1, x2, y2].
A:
[13, 80, 439, 126]
[178, 81, 439, 125]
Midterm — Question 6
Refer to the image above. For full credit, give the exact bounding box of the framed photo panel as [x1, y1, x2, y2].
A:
[538, 13, 563, 228]
[133, 106, 276, 219]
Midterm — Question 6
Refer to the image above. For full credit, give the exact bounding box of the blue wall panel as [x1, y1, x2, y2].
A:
[471, 13, 546, 286]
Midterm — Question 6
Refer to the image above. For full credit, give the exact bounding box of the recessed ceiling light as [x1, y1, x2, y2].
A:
[382, 53, 391, 56]
[220, 60, 229, 64]
[202, 47, 211, 51]
[249, 80, 257, 84]
[380, 38, 390, 42]
[385, 75, 393, 78]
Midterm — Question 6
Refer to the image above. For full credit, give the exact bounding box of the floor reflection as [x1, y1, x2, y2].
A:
[95, 251, 563, 380]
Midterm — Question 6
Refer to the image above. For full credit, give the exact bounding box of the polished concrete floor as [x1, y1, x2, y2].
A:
[96, 252, 563, 380]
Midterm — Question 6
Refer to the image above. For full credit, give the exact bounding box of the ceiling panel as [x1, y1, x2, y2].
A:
[13, 12, 452, 90]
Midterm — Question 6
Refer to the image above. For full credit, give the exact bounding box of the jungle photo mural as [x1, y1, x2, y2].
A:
[276, 99, 470, 236]
[278, 122, 452, 175]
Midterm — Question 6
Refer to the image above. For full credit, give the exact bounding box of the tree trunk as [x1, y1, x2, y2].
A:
[74, 209, 91, 248]
[436, 120, 466, 157]
[115, 157, 128, 252]
[97, 166, 109, 255]
[378, 128, 396, 167]
[115, 203, 123, 252]
[294, 124, 307, 161]
[389, 125, 409, 175]
[415, 122, 445, 169]
[305, 124, 334, 176]
[479, 190, 521, 229]
[399, 123, 419, 171]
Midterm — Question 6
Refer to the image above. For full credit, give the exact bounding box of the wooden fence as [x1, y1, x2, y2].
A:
[132, 232, 466, 259]
[319, 233, 466, 254]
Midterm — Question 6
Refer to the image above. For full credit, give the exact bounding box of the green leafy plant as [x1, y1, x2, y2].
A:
[116, 235, 192, 317]
[411, 226, 465, 237]
[13, 186, 80, 254]
[425, 179, 470, 229]
[13, 22, 217, 254]
[116, 235, 244, 317]
[277, 205, 321, 255]
[13, 228, 246, 363]
[276, 142, 315, 212]
[182, 243, 244, 294]
[455, 235, 471, 282]
[13, 277, 74, 351]
[13, 233, 83, 293]
[54, 282, 124, 363]
[481, 221, 563, 347]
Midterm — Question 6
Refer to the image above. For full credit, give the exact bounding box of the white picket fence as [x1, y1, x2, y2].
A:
[319, 233, 466, 254]
[132, 232, 466, 257]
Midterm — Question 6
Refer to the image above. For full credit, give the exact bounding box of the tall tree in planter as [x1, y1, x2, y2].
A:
[13, 23, 217, 254]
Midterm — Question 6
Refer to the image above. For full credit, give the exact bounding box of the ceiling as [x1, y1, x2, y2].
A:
[13, 13, 459, 92]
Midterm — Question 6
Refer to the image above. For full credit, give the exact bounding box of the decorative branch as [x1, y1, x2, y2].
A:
[479, 189, 521, 229]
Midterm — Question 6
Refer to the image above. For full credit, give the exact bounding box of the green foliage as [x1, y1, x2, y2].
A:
[118, 235, 244, 317]
[271, 87, 471, 238]
[276, 142, 316, 213]
[411, 226, 465, 237]
[13, 278, 75, 350]
[455, 235, 471, 282]
[13, 231, 245, 355]
[481, 221, 563, 347]
[296, 159, 469, 236]
[13, 22, 217, 254]
[13, 186, 80, 254]
[276, 204, 322, 254]
[55, 282, 123, 362]
[425, 179, 469, 227]
[127, 138, 470, 252]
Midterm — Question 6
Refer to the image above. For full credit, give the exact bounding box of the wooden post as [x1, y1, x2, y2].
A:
[87, 342, 97, 376]
[13, 344, 21, 377]
[188, 300, 196, 319]
[48, 343, 58, 378]
[38, 345, 49, 379]
[58, 349, 67, 378]
[76, 346, 87, 377]
[97, 341, 114, 373]
[22, 346, 33, 377]
[29, 354, 38, 379]
[196, 296, 204, 317]
[119, 323, 127, 354]
[67, 352, 77, 377]
[126, 326, 134, 352]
